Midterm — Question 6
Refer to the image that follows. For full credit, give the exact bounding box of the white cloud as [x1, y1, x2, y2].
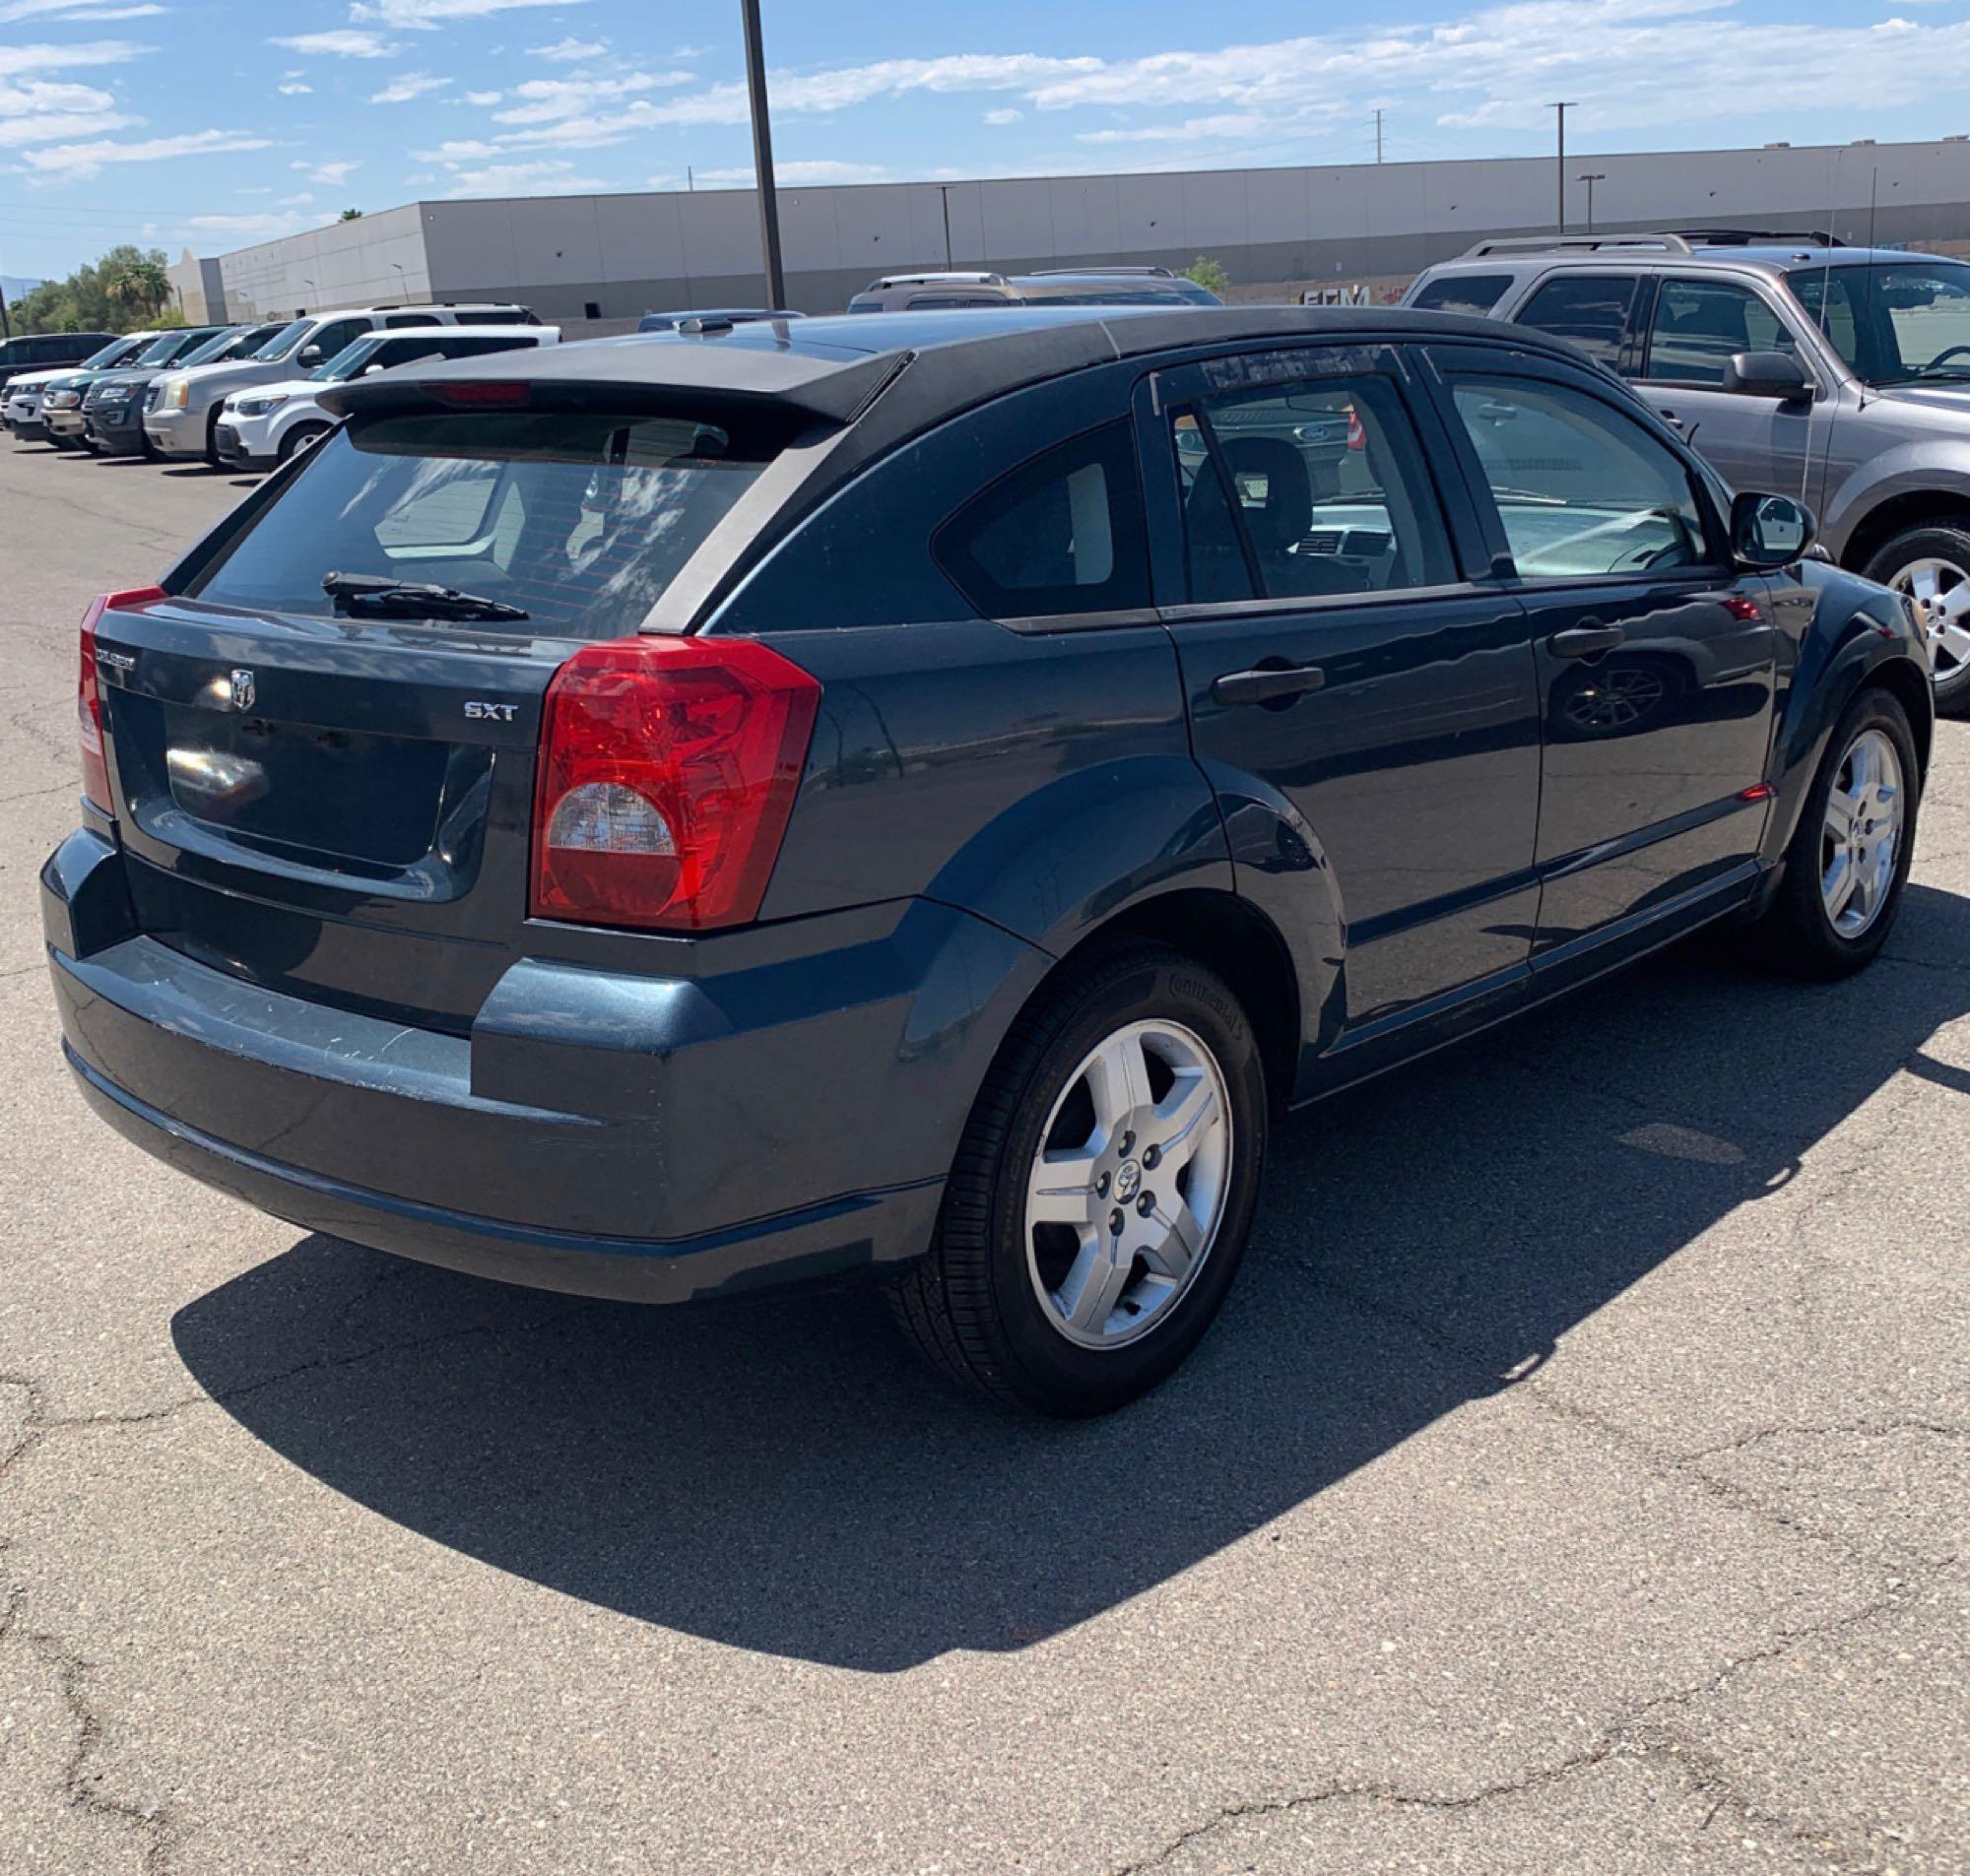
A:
[492, 69, 692, 125]
[277, 80, 312, 95]
[270, 29, 398, 58]
[441, 156, 604, 196]
[186, 209, 336, 237]
[1078, 113, 1266, 145]
[669, 42, 709, 59]
[0, 106, 137, 147]
[530, 35, 605, 62]
[461, 88, 500, 103]
[279, 190, 313, 205]
[412, 137, 499, 161]
[20, 126, 268, 178]
[983, 106, 1021, 125]
[371, 71, 452, 102]
[689, 160, 891, 187]
[353, 0, 580, 26]
[297, 157, 361, 185]
[0, 0, 160, 18]
[0, 38, 150, 77]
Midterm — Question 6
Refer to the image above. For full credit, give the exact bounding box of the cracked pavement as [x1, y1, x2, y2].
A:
[1, 441, 1965, 1874]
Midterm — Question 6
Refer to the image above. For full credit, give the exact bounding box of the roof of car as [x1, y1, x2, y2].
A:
[324, 303, 1560, 425]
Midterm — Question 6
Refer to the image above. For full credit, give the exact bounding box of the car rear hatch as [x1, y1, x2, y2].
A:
[92, 344, 897, 1033]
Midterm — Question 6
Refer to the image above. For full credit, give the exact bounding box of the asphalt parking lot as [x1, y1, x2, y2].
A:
[0, 435, 1965, 1876]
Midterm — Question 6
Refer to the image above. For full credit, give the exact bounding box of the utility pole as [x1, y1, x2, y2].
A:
[740, 0, 785, 308]
[1374, 108, 1384, 164]
[1549, 101, 1577, 232]
[1577, 171, 1606, 234]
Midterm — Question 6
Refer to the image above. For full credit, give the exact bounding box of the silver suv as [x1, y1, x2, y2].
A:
[1404, 229, 1970, 710]
[143, 301, 536, 465]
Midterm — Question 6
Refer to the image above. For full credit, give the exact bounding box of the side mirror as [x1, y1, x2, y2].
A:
[296, 346, 323, 368]
[362, 363, 385, 376]
[1733, 490, 1816, 567]
[1723, 351, 1811, 402]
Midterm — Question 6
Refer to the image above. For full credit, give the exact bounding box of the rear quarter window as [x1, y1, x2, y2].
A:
[1410, 273, 1516, 316]
[185, 408, 789, 639]
[932, 420, 1150, 620]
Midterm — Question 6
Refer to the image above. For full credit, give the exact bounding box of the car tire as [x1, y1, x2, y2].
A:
[888, 941, 1268, 1416]
[1742, 685, 1920, 980]
[278, 422, 329, 463]
[1862, 523, 1970, 716]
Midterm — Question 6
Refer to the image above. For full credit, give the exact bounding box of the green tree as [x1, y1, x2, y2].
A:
[339, 207, 363, 221]
[1183, 256, 1231, 297]
[107, 255, 172, 323]
[6, 244, 173, 334]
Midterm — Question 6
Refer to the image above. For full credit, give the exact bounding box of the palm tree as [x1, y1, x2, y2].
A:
[107, 258, 171, 325]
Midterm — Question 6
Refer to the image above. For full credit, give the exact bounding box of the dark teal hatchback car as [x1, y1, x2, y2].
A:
[44, 307, 1932, 1413]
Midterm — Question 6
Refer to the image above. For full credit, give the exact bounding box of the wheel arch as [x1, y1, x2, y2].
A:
[1060, 887, 1303, 1113]
[1834, 485, 1970, 575]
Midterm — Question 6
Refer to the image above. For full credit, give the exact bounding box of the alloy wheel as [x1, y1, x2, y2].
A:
[1023, 1018, 1232, 1350]
[1820, 726, 1905, 938]
[1891, 556, 1970, 686]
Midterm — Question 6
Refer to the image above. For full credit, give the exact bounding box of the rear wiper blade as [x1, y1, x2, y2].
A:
[322, 570, 529, 622]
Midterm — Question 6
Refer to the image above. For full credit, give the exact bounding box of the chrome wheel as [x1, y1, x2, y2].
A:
[1891, 556, 1970, 686]
[1024, 1018, 1232, 1351]
[1820, 727, 1904, 938]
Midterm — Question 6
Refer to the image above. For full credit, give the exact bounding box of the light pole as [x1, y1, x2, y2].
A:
[1577, 171, 1607, 234]
[1549, 101, 1577, 232]
[740, 0, 785, 309]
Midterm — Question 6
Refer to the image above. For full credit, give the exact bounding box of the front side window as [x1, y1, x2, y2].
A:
[933, 421, 1150, 619]
[306, 318, 371, 362]
[1172, 369, 1452, 604]
[1411, 273, 1514, 316]
[1449, 376, 1711, 579]
[1515, 274, 1640, 368]
[252, 318, 314, 361]
[1790, 260, 1970, 385]
[186, 408, 784, 639]
[1645, 278, 1799, 384]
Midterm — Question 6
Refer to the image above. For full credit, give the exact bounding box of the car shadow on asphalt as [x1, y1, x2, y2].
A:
[171, 881, 1970, 1670]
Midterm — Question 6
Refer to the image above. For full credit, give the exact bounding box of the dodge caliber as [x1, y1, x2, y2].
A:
[43, 309, 1933, 1414]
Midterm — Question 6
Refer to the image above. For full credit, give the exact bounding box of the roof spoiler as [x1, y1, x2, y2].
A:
[318, 348, 909, 426]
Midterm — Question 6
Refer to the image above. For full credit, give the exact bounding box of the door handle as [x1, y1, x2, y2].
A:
[1547, 621, 1626, 659]
[1658, 409, 1684, 431]
[1212, 663, 1327, 706]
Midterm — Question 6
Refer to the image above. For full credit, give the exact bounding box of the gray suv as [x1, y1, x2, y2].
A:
[1404, 229, 1970, 710]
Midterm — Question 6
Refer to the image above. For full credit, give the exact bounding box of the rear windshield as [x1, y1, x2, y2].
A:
[185, 408, 779, 639]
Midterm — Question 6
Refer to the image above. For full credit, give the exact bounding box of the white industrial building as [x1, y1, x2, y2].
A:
[168, 136, 1970, 331]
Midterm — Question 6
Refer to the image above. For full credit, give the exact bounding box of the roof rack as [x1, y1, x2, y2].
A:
[866, 271, 1008, 290]
[1025, 265, 1177, 279]
[1461, 227, 1842, 259]
[369, 300, 529, 310]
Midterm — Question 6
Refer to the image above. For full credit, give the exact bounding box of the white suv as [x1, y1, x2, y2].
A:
[144, 302, 537, 464]
[215, 325, 559, 470]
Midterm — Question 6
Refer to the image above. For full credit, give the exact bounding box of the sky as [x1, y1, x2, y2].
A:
[4, 0, 1970, 282]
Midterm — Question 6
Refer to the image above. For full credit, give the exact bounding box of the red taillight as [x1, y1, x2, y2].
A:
[78, 586, 164, 812]
[1346, 408, 1365, 452]
[531, 635, 821, 932]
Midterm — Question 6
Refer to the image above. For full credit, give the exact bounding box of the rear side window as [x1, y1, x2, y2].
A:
[1645, 278, 1798, 384]
[1516, 275, 1640, 367]
[1410, 273, 1514, 316]
[186, 409, 785, 639]
[384, 313, 443, 328]
[933, 421, 1150, 619]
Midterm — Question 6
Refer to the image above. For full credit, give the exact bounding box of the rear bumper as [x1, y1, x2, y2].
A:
[44, 829, 1045, 1304]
